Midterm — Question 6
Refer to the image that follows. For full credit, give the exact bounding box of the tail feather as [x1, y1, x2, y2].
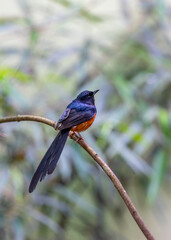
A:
[29, 129, 70, 193]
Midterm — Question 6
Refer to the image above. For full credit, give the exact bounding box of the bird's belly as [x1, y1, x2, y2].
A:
[71, 114, 96, 132]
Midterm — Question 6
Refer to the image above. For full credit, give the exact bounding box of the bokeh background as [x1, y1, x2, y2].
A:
[0, 0, 171, 239]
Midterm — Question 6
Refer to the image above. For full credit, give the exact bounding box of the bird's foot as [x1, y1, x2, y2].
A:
[69, 131, 84, 142]
[76, 132, 84, 141]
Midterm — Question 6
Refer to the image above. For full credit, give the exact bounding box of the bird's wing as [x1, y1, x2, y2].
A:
[57, 107, 94, 130]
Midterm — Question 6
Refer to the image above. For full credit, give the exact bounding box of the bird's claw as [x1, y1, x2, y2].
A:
[69, 131, 84, 142]
[76, 132, 84, 141]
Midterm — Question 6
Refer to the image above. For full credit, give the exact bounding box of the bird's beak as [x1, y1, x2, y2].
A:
[93, 89, 99, 95]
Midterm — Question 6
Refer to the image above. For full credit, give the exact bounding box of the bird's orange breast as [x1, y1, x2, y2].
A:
[71, 114, 96, 132]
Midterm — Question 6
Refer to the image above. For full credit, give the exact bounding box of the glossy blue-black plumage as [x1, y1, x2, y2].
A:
[29, 90, 98, 193]
[57, 90, 98, 130]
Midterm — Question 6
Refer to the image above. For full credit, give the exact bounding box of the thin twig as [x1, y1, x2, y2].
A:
[0, 115, 156, 240]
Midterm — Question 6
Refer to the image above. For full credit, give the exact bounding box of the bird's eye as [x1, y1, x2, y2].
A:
[89, 92, 93, 96]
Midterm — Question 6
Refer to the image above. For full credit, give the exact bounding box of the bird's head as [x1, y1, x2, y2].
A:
[76, 90, 99, 105]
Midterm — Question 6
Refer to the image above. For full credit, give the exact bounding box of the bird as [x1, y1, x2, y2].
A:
[29, 89, 99, 193]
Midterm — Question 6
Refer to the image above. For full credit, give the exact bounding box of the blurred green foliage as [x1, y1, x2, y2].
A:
[0, 0, 171, 239]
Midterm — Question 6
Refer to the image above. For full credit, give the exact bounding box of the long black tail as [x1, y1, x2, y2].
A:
[29, 128, 70, 193]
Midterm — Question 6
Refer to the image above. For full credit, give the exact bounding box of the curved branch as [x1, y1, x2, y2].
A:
[0, 115, 55, 128]
[0, 115, 156, 240]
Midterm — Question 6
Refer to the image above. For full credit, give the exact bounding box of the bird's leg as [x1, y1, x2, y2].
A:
[70, 131, 76, 135]
[75, 132, 84, 142]
[69, 131, 77, 138]
[69, 131, 84, 142]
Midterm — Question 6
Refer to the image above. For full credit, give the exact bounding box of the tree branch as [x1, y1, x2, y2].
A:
[0, 115, 156, 240]
[0, 115, 55, 128]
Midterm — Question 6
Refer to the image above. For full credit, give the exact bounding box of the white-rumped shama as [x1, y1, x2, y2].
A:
[29, 90, 99, 192]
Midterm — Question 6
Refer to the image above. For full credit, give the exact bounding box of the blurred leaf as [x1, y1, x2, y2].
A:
[44, 73, 73, 90]
[56, 186, 99, 215]
[0, 78, 11, 94]
[114, 75, 133, 105]
[56, 0, 102, 22]
[0, 67, 31, 82]
[11, 167, 24, 198]
[28, 208, 60, 233]
[100, 122, 113, 136]
[117, 122, 129, 133]
[70, 146, 91, 181]
[12, 218, 25, 240]
[56, 0, 71, 8]
[79, 9, 102, 22]
[107, 41, 154, 80]
[147, 150, 167, 204]
[30, 27, 39, 46]
[158, 108, 171, 138]
[132, 132, 143, 143]
[0, 169, 10, 194]
[156, 0, 166, 20]
[32, 195, 70, 214]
